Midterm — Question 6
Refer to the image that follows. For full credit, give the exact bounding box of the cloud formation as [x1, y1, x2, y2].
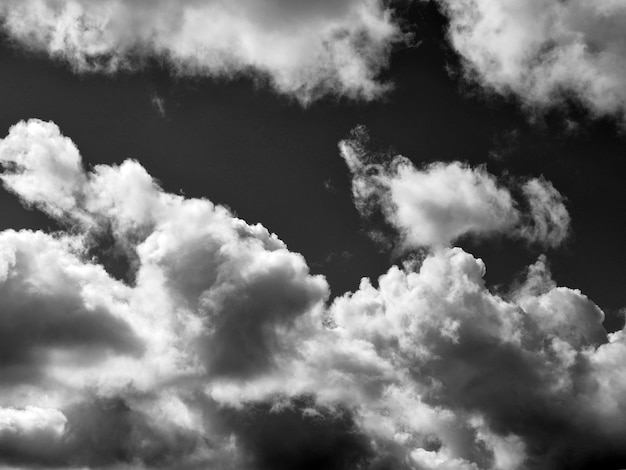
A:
[438, 0, 626, 120]
[0, 0, 404, 104]
[0, 119, 331, 468]
[339, 126, 570, 250]
[0, 119, 625, 469]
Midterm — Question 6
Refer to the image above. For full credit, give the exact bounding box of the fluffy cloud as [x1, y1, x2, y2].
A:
[339, 126, 570, 249]
[0, 0, 404, 104]
[1, 119, 626, 469]
[0, 119, 331, 468]
[438, 0, 626, 119]
[325, 248, 621, 469]
[0, 119, 87, 220]
[211, 245, 626, 469]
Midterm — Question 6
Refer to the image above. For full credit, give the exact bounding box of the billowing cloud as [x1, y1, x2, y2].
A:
[339, 126, 570, 249]
[438, 0, 626, 120]
[0, 0, 405, 104]
[1, 119, 626, 469]
[0, 119, 331, 468]
[210, 245, 626, 470]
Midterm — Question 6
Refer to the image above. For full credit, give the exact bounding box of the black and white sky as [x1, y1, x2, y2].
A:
[1, 1, 626, 469]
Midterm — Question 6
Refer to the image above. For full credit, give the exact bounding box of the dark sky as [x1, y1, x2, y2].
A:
[1, 3, 625, 328]
[3, 2, 626, 470]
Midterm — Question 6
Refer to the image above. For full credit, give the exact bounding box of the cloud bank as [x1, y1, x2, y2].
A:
[339, 126, 570, 250]
[438, 0, 626, 120]
[0, 120, 625, 469]
[0, 0, 404, 104]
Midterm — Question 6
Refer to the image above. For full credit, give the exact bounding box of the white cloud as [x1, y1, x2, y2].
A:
[0, 119, 87, 220]
[519, 177, 570, 248]
[439, 0, 626, 119]
[211, 244, 626, 469]
[321, 247, 620, 469]
[0, 0, 405, 104]
[339, 127, 570, 250]
[0, 119, 331, 468]
[0, 119, 625, 469]
[0, 406, 66, 437]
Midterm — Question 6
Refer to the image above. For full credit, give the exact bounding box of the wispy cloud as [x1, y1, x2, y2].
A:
[0, 0, 405, 104]
[438, 0, 626, 121]
[151, 93, 166, 118]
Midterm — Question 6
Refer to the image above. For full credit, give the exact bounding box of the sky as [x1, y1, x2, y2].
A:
[1, 1, 626, 469]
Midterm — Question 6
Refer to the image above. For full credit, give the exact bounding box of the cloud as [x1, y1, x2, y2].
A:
[0, 119, 331, 468]
[0, 406, 67, 465]
[0, 119, 87, 220]
[438, 0, 626, 120]
[518, 178, 571, 249]
[151, 94, 166, 118]
[339, 126, 570, 250]
[323, 248, 622, 469]
[0, 229, 143, 385]
[0, 0, 405, 104]
[1, 119, 626, 469]
[210, 245, 626, 469]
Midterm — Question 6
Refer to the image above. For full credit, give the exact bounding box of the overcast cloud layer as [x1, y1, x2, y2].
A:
[438, 0, 626, 120]
[1, 120, 626, 469]
[0, 0, 403, 103]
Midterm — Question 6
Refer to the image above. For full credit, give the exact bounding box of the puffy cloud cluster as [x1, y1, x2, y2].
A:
[339, 126, 570, 249]
[210, 246, 626, 470]
[0, 0, 404, 104]
[0, 119, 332, 468]
[1, 119, 626, 469]
[438, 0, 626, 120]
[327, 250, 620, 469]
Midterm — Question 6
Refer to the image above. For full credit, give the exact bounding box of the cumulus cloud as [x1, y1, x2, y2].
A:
[438, 0, 626, 120]
[0, 119, 331, 468]
[0, 119, 87, 220]
[339, 126, 570, 250]
[211, 246, 626, 469]
[1, 119, 626, 469]
[0, 0, 405, 104]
